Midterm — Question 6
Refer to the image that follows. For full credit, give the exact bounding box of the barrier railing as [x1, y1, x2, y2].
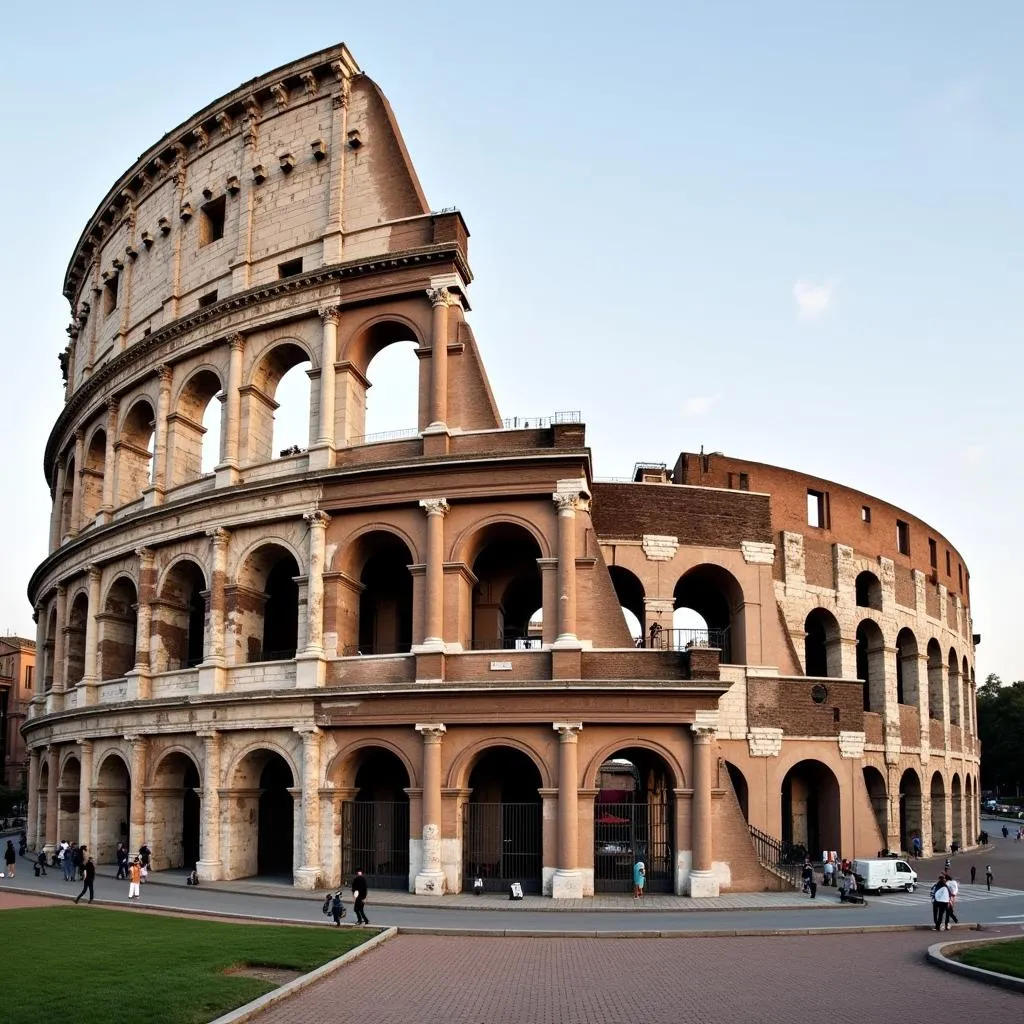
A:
[748, 824, 803, 889]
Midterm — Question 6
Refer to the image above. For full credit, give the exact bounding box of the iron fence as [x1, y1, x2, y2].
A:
[347, 427, 419, 446]
[638, 627, 729, 660]
[342, 800, 410, 890]
[340, 642, 412, 656]
[502, 410, 581, 430]
[469, 637, 543, 651]
[594, 800, 674, 893]
[462, 801, 542, 894]
[748, 824, 803, 889]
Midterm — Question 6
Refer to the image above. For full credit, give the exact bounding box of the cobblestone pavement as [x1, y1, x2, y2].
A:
[255, 931, 1024, 1024]
[0, 890, 61, 909]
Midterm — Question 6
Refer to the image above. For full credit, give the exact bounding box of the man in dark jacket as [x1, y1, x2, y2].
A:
[115, 843, 129, 880]
[352, 869, 369, 925]
[74, 852, 96, 904]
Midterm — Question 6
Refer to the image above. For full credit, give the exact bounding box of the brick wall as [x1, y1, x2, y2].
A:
[746, 676, 863, 736]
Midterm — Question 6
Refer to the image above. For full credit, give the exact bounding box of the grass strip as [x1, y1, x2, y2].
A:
[3, 905, 373, 1023]
[955, 938, 1024, 979]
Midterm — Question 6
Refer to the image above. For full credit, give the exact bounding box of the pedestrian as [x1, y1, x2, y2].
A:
[352, 869, 369, 925]
[945, 874, 960, 925]
[128, 857, 142, 901]
[74, 853, 96, 904]
[823, 858, 835, 888]
[61, 842, 74, 881]
[35, 850, 48, 876]
[139, 841, 151, 880]
[3, 839, 16, 877]
[801, 860, 816, 898]
[970, 864, 976, 885]
[930, 874, 951, 931]
[633, 859, 646, 899]
[943, 856, 951, 873]
[985, 865, 993, 892]
[330, 891, 345, 926]
[72, 843, 85, 881]
[115, 842, 128, 880]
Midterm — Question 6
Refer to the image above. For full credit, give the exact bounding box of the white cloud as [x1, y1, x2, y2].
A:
[682, 394, 721, 418]
[962, 444, 988, 466]
[793, 278, 836, 321]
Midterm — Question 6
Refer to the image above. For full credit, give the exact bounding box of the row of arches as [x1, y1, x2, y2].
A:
[804, 608, 976, 734]
[56, 329, 423, 537]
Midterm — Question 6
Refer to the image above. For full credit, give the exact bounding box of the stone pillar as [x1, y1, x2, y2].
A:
[426, 287, 452, 430]
[199, 528, 229, 694]
[70, 429, 85, 535]
[303, 511, 329, 656]
[81, 565, 102, 703]
[314, 308, 339, 447]
[688, 717, 720, 897]
[414, 723, 447, 894]
[552, 721, 584, 898]
[218, 334, 245, 484]
[27, 748, 40, 849]
[537, 559, 558, 645]
[293, 726, 323, 889]
[126, 734, 148, 856]
[322, 71, 350, 263]
[50, 584, 67, 709]
[552, 489, 584, 646]
[45, 745, 58, 849]
[50, 461, 66, 550]
[100, 398, 118, 520]
[32, 601, 46, 706]
[149, 365, 172, 503]
[78, 739, 93, 849]
[195, 730, 223, 881]
[418, 498, 449, 649]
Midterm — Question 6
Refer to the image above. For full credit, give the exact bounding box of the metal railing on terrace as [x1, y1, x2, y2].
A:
[469, 637, 544, 651]
[347, 427, 420, 446]
[341, 642, 412, 657]
[501, 410, 581, 430]
[637, 627, 729, 660]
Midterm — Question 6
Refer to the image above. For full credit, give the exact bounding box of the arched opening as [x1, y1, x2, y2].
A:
[862, 766, 887, 848]
[59, 756, 81, 845]
[804, 608, 841, 678]
[94, 753, 130, 864]
[462, 747, 542, 893]
[345, 319, 427, 438]
[150, 752, 202, 871]
[672, 564, 743, 663]
[98, 578, 138, 681]
[362, 339, 420, 438]
[66, 593, 89, 689]
[234, 544, 300, 663]
[37, 762, 50, 849]
[947, 649, 961, 726]
[895, 628, 919, 706]
[353, 533, 414, 656]
[930, 772, 947, 853]
[927, 639, 944, 721]
[725, 761, 749, 821]
[118, 400, 156, 504]
[594, 748, 676, 893]
[855, 571, 882, 611]
[964, 775, 974, 845]
[781, 760, 841, 860]
[81, 429, 106, 524]
[341, 748, 411, 890]
[608, 565, 645, 644]
[243, 343, 311, 465]
[961, 655, 972, 734]
[469, 524, 543, 650]
[855, 619, 885, 713]
[155, 561, 207, 671]
[899, 768, 922, 854]
[229, 750, 294, 878]
[169, 369, 223, 485]
[59, 452, 75, 537]
[43, 607, 57, 690]
[951, 773, 963, 849]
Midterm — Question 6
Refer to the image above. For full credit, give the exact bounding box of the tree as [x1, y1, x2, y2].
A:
[977, 674, 1024, 796]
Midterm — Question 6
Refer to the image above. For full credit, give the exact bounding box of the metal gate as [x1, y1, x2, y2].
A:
[594, 800, 674, 893]
[462, 801, 542, 894]
[341, 800, 410, 890]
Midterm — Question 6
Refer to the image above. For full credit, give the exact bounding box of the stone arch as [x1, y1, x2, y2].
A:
[232, 533, 306, 582]
[66, 590, 89, 688]
[804, 607, 841, 678]
[862, 765, 887, 846]
[895, 627, 920, 706]
[951, 772, 963, 848]
[232, 540, 302, 663]
[450, 513, 553, 565]
[242, 338, 317, 465]
[81, 426, 107, 524]
[334, 521, 422, 574]
[149, 747, 202, 871]
[93, 750, 131, 863]
[117, 396, 156, 504]
[447, 736, 553, 791]
[608, 565, 645, 642]
[855, 571, 882, 611]
[961, 654, 972, 733]
[930, 770, 947, 853]
[724, 760, 749, 821]
[99, 575, 138, 681]
[59, 448, 76, 537]
[584, 737, 685, 792]
[781, 758, 841, 858]
[856, 618, 886, 713]
[673, 562, 747, 664]
[226, 738, 300, 792]
[342, 312, 427, 373]
[154, 557, 208, 671]
[926, 639, 944, 721]
[168, 365, 224, 486]
[947, 647, 961, 726]
[326, 737, 418, 791]
[899, 767, 923, 853]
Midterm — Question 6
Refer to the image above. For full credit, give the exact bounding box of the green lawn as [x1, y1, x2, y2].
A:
[955, 938, 1024, 979]
[4, 906, 374, 1023]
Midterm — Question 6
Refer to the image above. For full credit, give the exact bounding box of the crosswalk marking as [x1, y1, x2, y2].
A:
[871, 884, 1022, 906]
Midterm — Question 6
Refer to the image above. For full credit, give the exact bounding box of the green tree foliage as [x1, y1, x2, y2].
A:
[977, 673, 1024, 796]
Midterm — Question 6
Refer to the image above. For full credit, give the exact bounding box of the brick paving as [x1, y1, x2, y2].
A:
[0, 890, 61, 910]
[254, 931, 1024, 1024]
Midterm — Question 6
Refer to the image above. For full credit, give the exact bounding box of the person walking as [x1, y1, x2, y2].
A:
[3, 839, 16, 877]
[823, 858, 835, 888]
[970, 864, 976, 885]
[352, 869, 369, 925]
[74, 853, 96, 904]
[72, 843, 85, 881]
[930, 874, 951, 931]
[62, 842, 75, 882]
[633, 859, 646, 899]
[115, 843, 128, 880]
[128, 857, 142, 901]
[985, 865, 993, 892]
[945, 874, 960, 924]
[330, 891, 345, 926]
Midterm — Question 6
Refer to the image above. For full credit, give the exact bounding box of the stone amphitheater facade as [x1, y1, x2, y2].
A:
[23, 43, 979, 897]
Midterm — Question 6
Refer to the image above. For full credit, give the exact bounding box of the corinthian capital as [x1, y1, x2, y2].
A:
[318, 306, 341, 326]
[415, 723, 446, 742]
[419, 498, 450, 518]
[304, 509, 330, 529]
[426, 286, 454, 308]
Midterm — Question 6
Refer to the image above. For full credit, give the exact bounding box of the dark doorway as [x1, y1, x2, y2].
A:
[182, 761, 201, 870]
[342, 748, 410, 889]
[462, 748, 542, 893]
[781, 760, 841, 859]
[187, 591, 205, 667]
[257, 754, 294, 876]
[263, 558, 299, 660]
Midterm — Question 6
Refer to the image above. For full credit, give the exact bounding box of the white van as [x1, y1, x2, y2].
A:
[851, 858, 917, 893]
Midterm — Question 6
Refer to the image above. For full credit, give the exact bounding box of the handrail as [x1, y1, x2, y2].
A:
[748, 824, 803, 889]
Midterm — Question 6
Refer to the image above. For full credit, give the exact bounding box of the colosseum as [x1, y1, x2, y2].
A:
[23, 42, 980, 898]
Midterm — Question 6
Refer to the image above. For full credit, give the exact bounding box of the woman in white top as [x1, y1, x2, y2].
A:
[931, 875, 951, 931]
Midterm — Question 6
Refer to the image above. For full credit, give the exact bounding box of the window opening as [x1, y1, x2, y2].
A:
[806, 490, 827, 528]
[861, 506, 871, 523]
[946, 550, 951, 575]
[103, 275, 119, 316]
[199, 196, 226, 246]
[198, 290, 218, 308]
[278, 258, 303, 278]
[928, 538, 937, 569]
[896, 520, 910, 556]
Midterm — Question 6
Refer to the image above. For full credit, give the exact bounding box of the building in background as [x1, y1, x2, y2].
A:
[1, 637, 35, 789]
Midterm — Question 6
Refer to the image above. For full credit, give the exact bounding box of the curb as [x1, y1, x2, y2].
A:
[927, 936, 1024, 993]
[395, 923, 982, 939]
[208, 927, 398, 1023]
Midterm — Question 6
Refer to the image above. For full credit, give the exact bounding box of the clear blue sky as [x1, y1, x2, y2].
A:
[1, 2, 1020, 681]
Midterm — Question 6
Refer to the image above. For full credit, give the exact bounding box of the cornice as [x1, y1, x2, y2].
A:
[45, 242, 472, 483]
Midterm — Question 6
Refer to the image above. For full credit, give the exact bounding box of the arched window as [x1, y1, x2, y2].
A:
[241, 343, 312, 466]
[118, 400, 156, 504]
[926, 639, 944, 721]
[469, 525, 543, 650]
[233, 544, 301, 662]
[362, 340, 420, 439]
[154, 561, 207, 671]
[672, 564, 744, 663]
[855, 571, 882, 610]
[81, 429, 106, 524]
[947, 649, 961, 726]
[608, 565, 645, 645]
[99, 578, 138, 680]
[895, 628, 920, 706]
[804, 608, 841, 678]
[169, 369, 223, 486]
[856, 619, 885, 713]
